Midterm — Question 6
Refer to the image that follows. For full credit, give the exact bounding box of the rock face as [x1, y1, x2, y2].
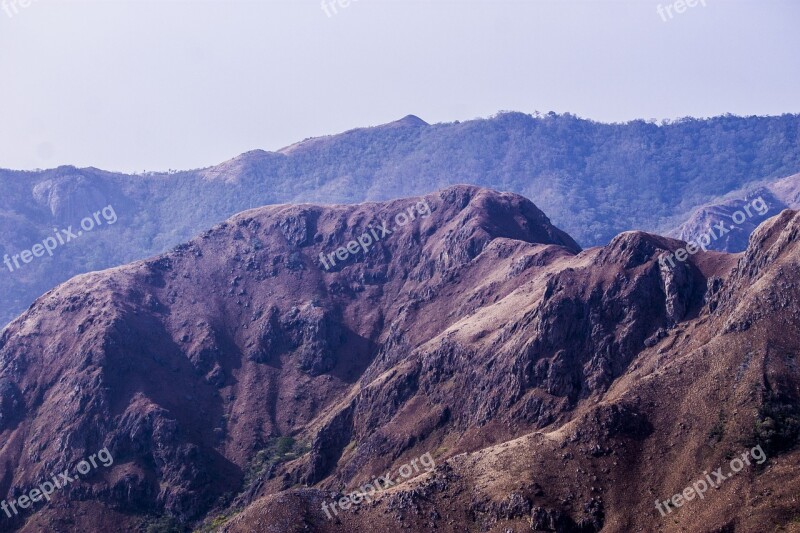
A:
[1, 186, 800, 532]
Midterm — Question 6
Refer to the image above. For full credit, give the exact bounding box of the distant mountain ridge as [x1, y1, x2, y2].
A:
[670, 172, 800, 251]
[1, 111, 800, 327]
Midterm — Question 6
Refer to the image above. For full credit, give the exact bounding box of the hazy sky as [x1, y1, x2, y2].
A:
[1, 0, 798, 173]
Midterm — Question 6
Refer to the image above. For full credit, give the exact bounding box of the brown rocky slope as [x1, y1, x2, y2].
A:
[0, 186, 799, 532]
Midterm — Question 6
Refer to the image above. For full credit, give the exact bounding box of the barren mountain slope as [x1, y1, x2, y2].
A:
[1, 187, 799, 533]
[222, 212, 800, 533]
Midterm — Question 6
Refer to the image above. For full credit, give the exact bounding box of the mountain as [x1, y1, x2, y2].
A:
[671, 172, 800, 252]
[1, 112, 800, 328]
[1, 186, 799, 532]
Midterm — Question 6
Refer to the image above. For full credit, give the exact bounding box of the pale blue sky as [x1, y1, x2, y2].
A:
[0, 0, 798, 173]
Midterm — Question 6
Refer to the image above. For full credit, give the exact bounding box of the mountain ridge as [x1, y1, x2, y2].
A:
[2, 186, 800, 532]
[2, 111, 800, 331]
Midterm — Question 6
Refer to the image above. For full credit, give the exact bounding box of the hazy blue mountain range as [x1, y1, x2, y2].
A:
[670, 172, 800, 252]
[1, 111, 799, 328]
